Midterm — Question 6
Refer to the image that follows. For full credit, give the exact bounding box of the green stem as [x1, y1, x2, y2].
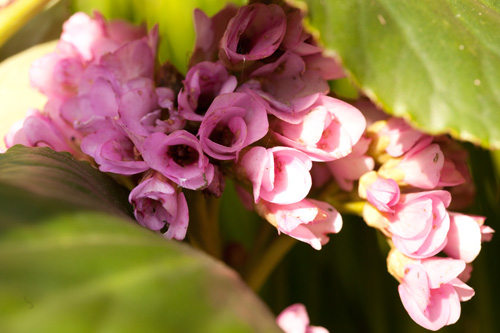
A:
[186, 191, 222, 259]
[245, 235, 296, 292]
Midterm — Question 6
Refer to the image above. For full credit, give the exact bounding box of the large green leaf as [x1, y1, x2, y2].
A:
[71, 0, 246, 73]
[304, 0, 500, 149]
[0, 145, 133, 220]
[0, 211, 281, 332]
[0, 146, 280, 332]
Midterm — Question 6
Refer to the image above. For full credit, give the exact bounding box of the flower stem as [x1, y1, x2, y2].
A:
[245, 234, 297, 292]
[186, 191, 222, 259]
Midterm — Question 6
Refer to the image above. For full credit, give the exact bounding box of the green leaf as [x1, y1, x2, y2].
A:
[0, 212, 281, 333]
[71, 0, 246, 73]
[303, 0, 500, 149]
[0, 145, 133, 220]
[0, 145, 280, 332]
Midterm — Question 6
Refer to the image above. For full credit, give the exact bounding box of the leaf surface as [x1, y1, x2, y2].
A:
[304, 0, 500, 149]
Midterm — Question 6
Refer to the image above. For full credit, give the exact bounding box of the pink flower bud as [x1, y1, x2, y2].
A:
[396, 141, 444, 189]
[273, 95, 366, 161]
[379, 117, 427, 157]
[198, 92, 268, 160]
[257, 199, 342, 250]
[141, 130, 214, 190]
[219, 3, 286, 65]
[129, 173, 189, 240]
[240, 146, 312, 205]
[277, 303, 329, 333]
[362, 173, 400, 213]
[388, 190, 451, 258]
[443, 213, 492, 263]
[178, 61, 237, 121]
[398, 257, 473, 331]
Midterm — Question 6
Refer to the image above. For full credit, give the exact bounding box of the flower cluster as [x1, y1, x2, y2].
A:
[356, 116, 494, 331]
[5, 4, 363, 249]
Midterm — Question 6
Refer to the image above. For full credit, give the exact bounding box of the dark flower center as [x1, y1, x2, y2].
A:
[195, 91, 215, 116]
[167, 144, 199, 166]
[209, 123, 235, 147]
[236, 35, 254, 55]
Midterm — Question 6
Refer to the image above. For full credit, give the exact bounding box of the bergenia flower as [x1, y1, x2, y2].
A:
[359, 171, 400, 213]
[219, 3, 286, 65]
[273, 95, 366, 161]
[59, 11, 148, 62]
[398, 257, 474, 331]
[80, 120, 149, 175]
[240, 146, 312, 205]
[257, 198, 342, 250]
[388, 190, 451, 259]
[30, 51, 84, 100]
[378, 117, 428, 158]
[117, 78, 161, 137]
[141, 130, 214, 190]
[139, 87, 186, 134]
[189, 5, 238, 66]
[178, 61, 237, 121]
[276, 303, 329, 333]
[5, 109, 77, 154]
[129, 172, 189, 240]
[443, 213, 493, 263]
[379, 138, 445, 189]
[60, 65, 120, 132]
[198, 92, 269, 160]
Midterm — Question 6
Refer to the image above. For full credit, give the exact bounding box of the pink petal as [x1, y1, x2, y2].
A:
[443, 213, 482, 263]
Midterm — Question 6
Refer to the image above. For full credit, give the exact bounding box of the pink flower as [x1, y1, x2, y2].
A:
[189, 5, 238, 66]
[60, 12, 148, 62]
[398, 257, 474, 331]
[60, 65, 120, 132]
[397, 140, 444, 189]
[178, 61, 237, 121]
[443, 213, 493, 263]
[30, 52, 84, 100]
[281, 8, 321, 56]
[129, 173, 189, 240]
[138, 87, 186, 135]
[244, 52, 331, 123]
[273, 95, 366, 161]
[80, 120, 149, 175]
[141, 130, 214, 190]
[326, 136, 374, 191]
[379, 139, 445, 189]
[360, 172, 400, 213]
[277, 303, 329, 333]
[5, 109, 77, 154]
[98, 28, 157, 85]
[219, 3, 286, 65]
[388, 190, 451, 259]
[240, 146, 312, 205]
[379, 117, 428, 157]
[257, 199, 342, 250]
[198, 92, 268, 160]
